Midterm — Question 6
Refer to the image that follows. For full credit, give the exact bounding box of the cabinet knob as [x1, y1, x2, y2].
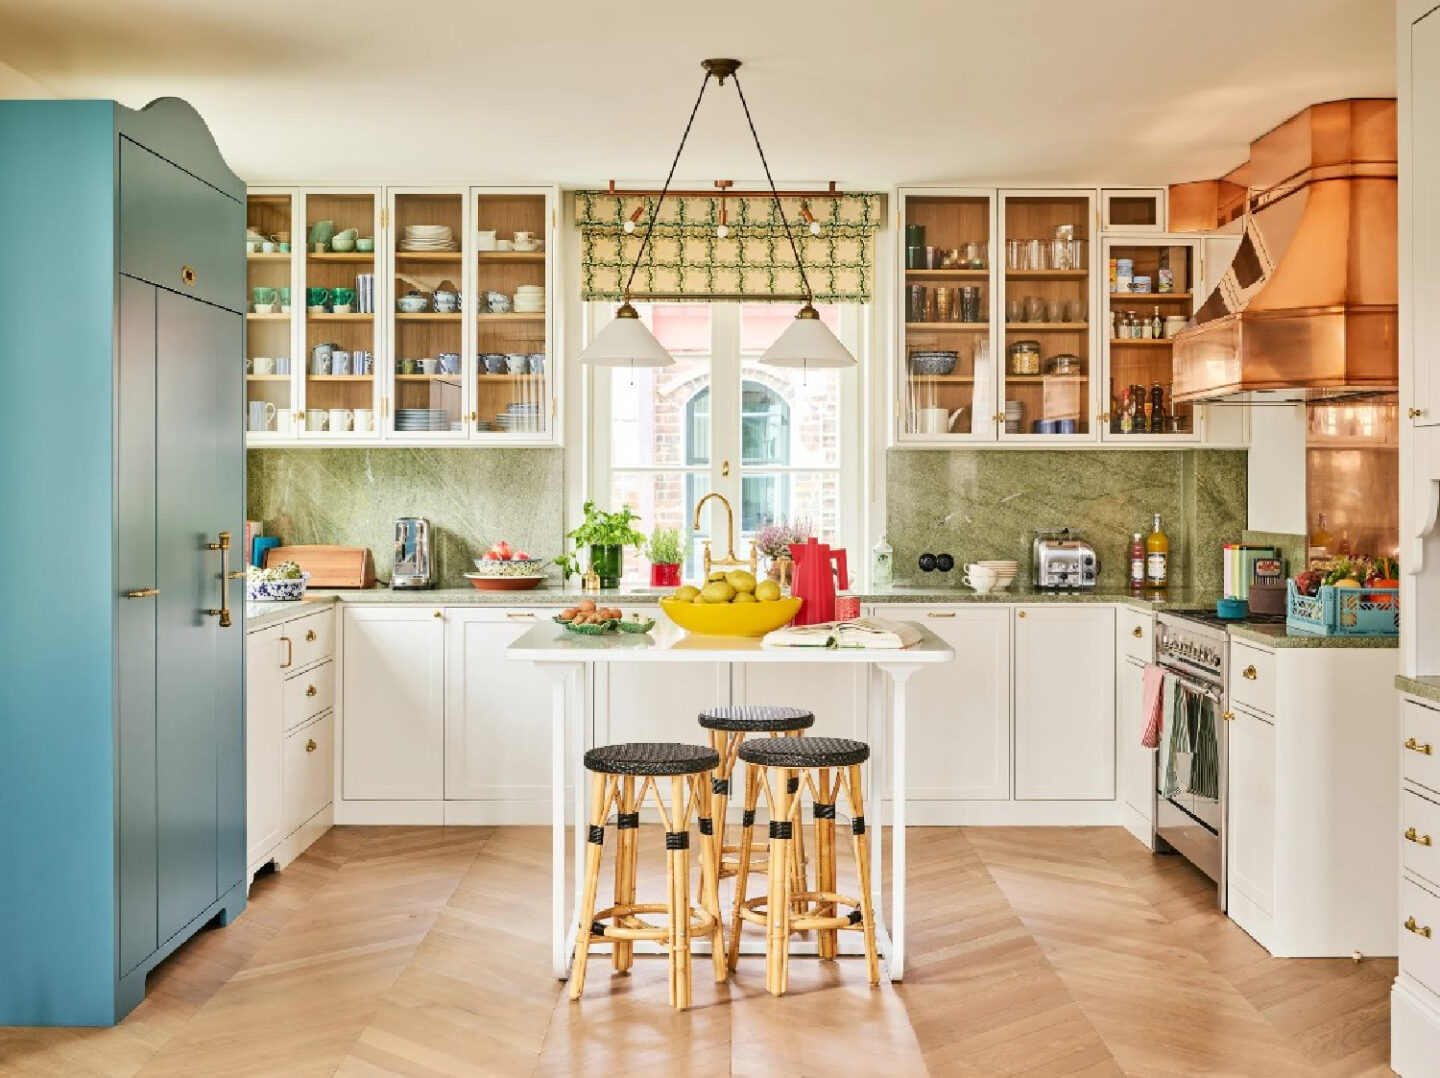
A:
[1405, 826, 1433, 847]
[1241, 665, 1257, 680]
[305, 629, 317, 642]
[1406, 736, 1434, 756]
[1405, 915, 1433, 939]
[181, 265, 196, 287]
[305, 738, 317, 753]
[1410, 407, 1424, 419]
[1131, 626, 1144, 638]
[1222, 711, 1235, 722]
[1017, 610, 1027, 618]
[305, 684, 317, 697]
[434, 610, 443, 618]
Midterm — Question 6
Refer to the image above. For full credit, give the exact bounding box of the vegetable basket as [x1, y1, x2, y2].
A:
[1286, 580, 1398, 637]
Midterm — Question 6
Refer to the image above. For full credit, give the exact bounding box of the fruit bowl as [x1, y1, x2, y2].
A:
[470, 557, 547, 577]
[465, 573, 543, 591]
[659, 596, 801, 638]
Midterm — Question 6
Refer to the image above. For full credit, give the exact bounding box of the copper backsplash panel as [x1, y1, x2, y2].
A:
[1306, 397, 1399, 560]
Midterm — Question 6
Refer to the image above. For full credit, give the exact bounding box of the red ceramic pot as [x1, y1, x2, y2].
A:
[650, 563, 682, 588]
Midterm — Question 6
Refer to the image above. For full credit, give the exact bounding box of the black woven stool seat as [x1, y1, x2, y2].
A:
[584, 741, 720, 776]
[698, 704, 815, 733]
[738, 736, 869, 769]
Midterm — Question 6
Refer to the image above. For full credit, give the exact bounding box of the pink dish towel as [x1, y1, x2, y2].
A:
[1140, 663, 1165, 748]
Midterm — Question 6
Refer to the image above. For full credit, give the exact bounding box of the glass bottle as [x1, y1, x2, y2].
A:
[1119, 387, 1133, 433]
[872, 536, 894, 588]
[1129, 532, 1146, 590]
[1110, 381, 1122, 434]
[1309, 513, 1333, 563]
[1145, 513, 1170, 589]
[1151, 306, 1163, 339]
[1150, 382, 1165, 433]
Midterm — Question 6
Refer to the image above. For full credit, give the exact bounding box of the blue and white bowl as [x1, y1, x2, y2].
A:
[246, 572, 311, 603]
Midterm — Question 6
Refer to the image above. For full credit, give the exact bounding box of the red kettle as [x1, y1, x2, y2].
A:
[788, 538, 849, 626]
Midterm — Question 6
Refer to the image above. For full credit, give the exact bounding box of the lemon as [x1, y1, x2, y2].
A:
[701, 581, 737, 603]
[673, 584, 700, 602]
[1334, 577, 1362, 588]
[754, 579, 782, 602]
[707, 570, 728, 583]
[693, 594, 707, 604]
[725, 569, 757, 593]
[733, 591, 758, 603]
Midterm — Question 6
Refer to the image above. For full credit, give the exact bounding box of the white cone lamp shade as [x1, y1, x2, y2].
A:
[577, 302, 674, 367]
[760, 304, 856, 369]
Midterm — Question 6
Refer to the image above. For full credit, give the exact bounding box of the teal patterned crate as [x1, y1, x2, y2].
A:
[1286, 580, 1399, 637]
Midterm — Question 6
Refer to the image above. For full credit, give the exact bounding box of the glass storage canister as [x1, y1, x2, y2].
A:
[1007, 340, 1042, 375]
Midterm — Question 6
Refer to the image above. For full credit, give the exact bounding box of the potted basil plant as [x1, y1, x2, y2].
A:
[568, 500, 646, 589]
[645, 526, 685, 588]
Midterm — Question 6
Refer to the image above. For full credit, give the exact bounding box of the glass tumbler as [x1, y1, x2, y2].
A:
[1006, 239, 1027, 270]
[1023, 295, 1046, 323]
[907, 285, 927, 324]
[1005, 297, 1024, 323]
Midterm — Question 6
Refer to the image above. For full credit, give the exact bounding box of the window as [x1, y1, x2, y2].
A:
[590, 302, 863, 583]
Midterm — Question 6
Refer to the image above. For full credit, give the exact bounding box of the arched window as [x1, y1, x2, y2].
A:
[686, 381, 790, 532]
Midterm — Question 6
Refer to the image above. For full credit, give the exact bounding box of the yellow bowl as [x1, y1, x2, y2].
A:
[659, 596, 801, 637]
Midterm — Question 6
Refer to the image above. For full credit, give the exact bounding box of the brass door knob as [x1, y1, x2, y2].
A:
[1406, 737, 1434, 756]
[1410, 407, 1424, 419]
[1405, 915, 1432, 938]
[1132, 626, 1144, 638]
[305, 684, 317, 697]
[1242, 665, 1257, 680]
[305, 738, 317, 753]
[305, 629, 317, 642]
[1405, 826, 1433, 846]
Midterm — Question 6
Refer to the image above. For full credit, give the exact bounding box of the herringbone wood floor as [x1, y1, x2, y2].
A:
[0, 826, 1396, 1077]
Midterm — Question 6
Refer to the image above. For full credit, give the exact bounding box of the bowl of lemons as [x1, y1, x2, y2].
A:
[658, 568, 801, 637]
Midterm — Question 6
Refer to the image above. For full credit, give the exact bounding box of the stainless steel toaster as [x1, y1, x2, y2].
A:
[391, 517, 433, 589]
[1033, 529, 1099, 589]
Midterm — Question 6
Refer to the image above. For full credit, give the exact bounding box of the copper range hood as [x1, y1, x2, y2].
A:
[1169, 99, 1397, 404]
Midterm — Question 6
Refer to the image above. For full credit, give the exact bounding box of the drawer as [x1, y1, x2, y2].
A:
[283, 660, 333, 732]
[284, 712, 333, 833]
[1229, 641, 1276, 716]
[1119, 608, 1154, 664]
[1404, 699, 1440, 795]
[282, 608, 334, 672]
[1404, 787, 1440, 886]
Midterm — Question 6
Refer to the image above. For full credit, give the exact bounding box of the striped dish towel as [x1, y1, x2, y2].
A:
[1140, 663, 1165, 748]
[1188, 695, 1220, 800]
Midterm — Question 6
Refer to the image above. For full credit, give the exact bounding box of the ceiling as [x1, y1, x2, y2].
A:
[0, 0, 1396, 190]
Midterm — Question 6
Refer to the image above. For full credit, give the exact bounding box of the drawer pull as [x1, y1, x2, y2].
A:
[1406, 916, 1433, 938]
[124, 588, 159, 599]
[1406, 827, 1433, 846]
[1406, 737, 1434, 756]
[305, 738, 317, 753]
[506, 611, 536, 619]
[1242, 665, 1257, 680]
[1132, 626, 1144, 638]
[305, 629, 317, 642]
[281, 637, 293, 668]
[926, 612, 956, 619]
[305, 684, 317, 698]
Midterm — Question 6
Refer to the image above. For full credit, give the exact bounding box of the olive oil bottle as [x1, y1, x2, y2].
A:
[1145, 513, 1170, 590]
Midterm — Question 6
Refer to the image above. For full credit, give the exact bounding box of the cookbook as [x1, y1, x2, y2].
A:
[762, 617, 922, 650]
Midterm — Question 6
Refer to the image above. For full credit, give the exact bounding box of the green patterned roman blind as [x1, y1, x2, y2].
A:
[574, 191, 884, 303]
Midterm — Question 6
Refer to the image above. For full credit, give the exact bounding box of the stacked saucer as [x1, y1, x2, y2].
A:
[493, 402, 542, 433]
[977, 560, 1019, 590]
[395, 408, 450, 431]
[1003, 400, 1024, 434]
[513, 285, 545, 314]
[400, 224, 456, 251]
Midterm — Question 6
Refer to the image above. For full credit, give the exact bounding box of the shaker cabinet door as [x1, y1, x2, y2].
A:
[1226, 706, 1277, 916]
[245, 625, 287, 874]
[1411, 8, 1440, 426]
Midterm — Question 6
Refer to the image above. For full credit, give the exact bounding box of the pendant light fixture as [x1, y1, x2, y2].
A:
[577, 58, 856, 370]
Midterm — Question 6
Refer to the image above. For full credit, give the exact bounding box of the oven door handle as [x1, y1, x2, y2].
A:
[1165, 671, 1223, 704]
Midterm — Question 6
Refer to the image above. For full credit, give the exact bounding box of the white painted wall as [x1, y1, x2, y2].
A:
[0, 60, 55, 100]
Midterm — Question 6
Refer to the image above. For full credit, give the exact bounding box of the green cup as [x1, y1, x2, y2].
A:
[252, 286, 277, 305]
[278, 286, 291, 305]
[331, 287, 355, 309]
[306, 286, 330, 311]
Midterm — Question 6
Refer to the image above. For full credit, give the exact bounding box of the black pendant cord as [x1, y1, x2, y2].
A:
[732, 72, 813, 303]
[623, 71, 714, 300]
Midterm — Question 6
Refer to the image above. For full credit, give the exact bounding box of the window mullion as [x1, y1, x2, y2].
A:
[708, 304, 742, 510]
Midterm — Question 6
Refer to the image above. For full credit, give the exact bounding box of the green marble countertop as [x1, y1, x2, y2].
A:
[1397, 675, 1440, 704]
[1229, 623, 1399, 650]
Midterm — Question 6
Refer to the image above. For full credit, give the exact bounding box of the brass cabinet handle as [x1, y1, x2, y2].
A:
[296, 410, 306, 421]
[305, 684, 317, 698]
[1017, 610, 1027, 618]
[305, 738, 317, 753]
[1242, 665, 1257, 680]
[305, 629, 317, 642]
[1222, 711, 1235, 722]
[1132, 626, 1144, 638]
[926, 611, 956, 618]
[506, 611, 536, 619]
[204, 531, 233, 627]
[434, 610, 443, 618]
[124, 588, 159, 599]
[1410, 407, 1424, 419]
[1406, 916, 1433, 938]
[181, 265, 196, 287]
[1405, 827, 1433, 846]
[227, 570, 247, 580]
[281, 636, 293, 669]
[1406, 737, 1434, 756]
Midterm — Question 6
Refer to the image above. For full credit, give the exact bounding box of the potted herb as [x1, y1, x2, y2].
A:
[568, 500, 646, 589]
[645, 526, 685, 588]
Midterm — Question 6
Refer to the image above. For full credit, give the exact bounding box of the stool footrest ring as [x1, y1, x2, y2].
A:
[588, 903, 717, 942]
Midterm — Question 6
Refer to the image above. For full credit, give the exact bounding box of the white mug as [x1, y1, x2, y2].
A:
[305, 410, 329, 432]
[513, 230, 534, 244]
[353, 408, 375, 433]
[328, 408, 354, 432]
[252, 356, 276, 376]
[476, 230, 497, 251]
[917, 407, 965, 434]
[276, 407, 294, 433]
[247, 400, 276, 432]
[420, 358, 440, 375]
[962, 564, 999, 594]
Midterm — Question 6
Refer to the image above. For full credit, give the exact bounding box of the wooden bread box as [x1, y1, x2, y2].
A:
[263, 544, 376, 588]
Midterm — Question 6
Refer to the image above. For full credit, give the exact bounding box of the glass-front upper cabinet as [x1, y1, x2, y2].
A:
[1100, 236, 1202, 442]
[388, 189, 468, 438]
[472, 187, 553, 443]
[997, 190, 1097, 441]
[300, 188, 381, 439]
[245, 190, 298, 441]
[1101, 188, 1166, 233]
[896, 188, 996, 442]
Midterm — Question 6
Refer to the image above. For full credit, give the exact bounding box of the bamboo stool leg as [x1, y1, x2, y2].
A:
[785, 732, 809, 914]
[667, 775, 693, 1010]
[569, 772, 614, 1001]
[845, 763, 881, 986]
[612, 775, 638, 973]
[696, 773, 727, 984]
[728, 761, 761, 971]
[766, 766, 795, 997]
[815, 767, 838, 960]
[700, 729, 734, 905]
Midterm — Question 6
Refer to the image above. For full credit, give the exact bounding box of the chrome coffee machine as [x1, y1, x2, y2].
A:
[391, 517, 433, 589]
[1032, 528, 1099, 589]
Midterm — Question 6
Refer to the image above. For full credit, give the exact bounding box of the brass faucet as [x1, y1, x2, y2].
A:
[693, 492, 758, 579]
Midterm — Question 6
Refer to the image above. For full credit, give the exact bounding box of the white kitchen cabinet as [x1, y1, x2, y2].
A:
[740, 663, 866, 741]
[1116, 657, 1155, 847]
[1226, 704, 1277, 935]
[284, 712, 333, 835]
[597, 660, 728, 745]
[444, 608, 553, 808]
[1409, 7, 1440, 428]
[871, 605, 1011, 804]
[341, 606, 445, 800]
[245, 624, 286, 875]
[1014, 605, 1116, 800]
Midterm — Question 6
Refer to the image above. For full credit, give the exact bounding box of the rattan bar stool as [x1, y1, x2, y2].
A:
[697, 705, 815, 914]
[570, 741, 727, 1010]
[729, 736, 879, 996]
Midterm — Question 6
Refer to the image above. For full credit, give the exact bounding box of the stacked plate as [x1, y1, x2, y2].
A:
[493, 402, 542, 433]
[513, 285, 545, 314]
[396, 408, 450, 431]
[400, 224, 456, 251]
[1003, 400, 1024, 434]
[976, 560, 1019, 591]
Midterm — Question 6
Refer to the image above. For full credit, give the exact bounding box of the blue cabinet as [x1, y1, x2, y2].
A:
[0, 98, 246, 1026]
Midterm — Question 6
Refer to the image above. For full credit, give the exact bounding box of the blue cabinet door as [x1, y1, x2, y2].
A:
[117, 276, 159, 974]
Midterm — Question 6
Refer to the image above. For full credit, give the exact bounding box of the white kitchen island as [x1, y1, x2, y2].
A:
[506, 618, 954, 982]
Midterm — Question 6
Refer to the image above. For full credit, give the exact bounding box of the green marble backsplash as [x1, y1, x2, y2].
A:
[248, 449, 565, 588]
[886, 449, 1248, 591]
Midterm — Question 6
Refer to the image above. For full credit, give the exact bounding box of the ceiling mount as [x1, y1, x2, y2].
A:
[701, 58, 741, 83]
